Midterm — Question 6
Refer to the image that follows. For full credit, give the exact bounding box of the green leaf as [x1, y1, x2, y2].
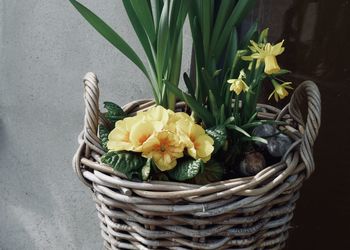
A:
[103, 102, 126, 124]
[122, 0, 156, 72]
[194, 160, 224, 185]
[241, 120, 287, 130]
[101, 151, 146, 180]
[241, 136, 268, 144]
[129, 0, 156, 43]
[210, 0, 237, 52]
[213, 0, 256, 56]
[141, 159, 152, 181]
[206, 125, 227, 154]
[98, 124, 109, 151]
[156, 0, 170, 77]
[271, 69, 291, 76]
[183, 72, 195, 97]
[69, 0, 149, 79]
[226, 124, 251, 137]
[165, 82, 215, 127]
[168, 158, 204, 181]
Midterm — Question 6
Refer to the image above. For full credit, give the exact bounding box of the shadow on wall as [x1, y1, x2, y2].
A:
[279, 0, 350, 83]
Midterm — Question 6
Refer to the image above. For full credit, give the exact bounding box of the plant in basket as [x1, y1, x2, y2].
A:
[71, 1, 321, 249]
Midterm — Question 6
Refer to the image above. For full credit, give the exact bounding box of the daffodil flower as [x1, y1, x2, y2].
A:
[227, 70, 249, 95]
[176, 120, 214, 162]
[141, 131, 184, 171]
[269, 80, 293, 102]
[244, 40, 285, 75]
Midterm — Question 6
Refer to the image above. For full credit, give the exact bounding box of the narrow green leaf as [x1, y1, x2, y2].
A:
[98, 124, 109, 151]
[69, 0, 149, 79]
[206, 125, 227, 154]
[129, 0, 156, 43]
[168, 158, 204, 181]
[210, 0, 237, 52]
[241, 120, 287, 130]
[201, 0, 213, 59]
[183, 72, 195, 97]
[241, 136, 268, 144]
[271, 69, 291, 76]
[103, 101, 126, 123]
[152, 0, 164, 32]
[122, 0, 156, 73]
[156, 0, 170, 77]
[101, 151, 146, 180]
[165, 82, 215, 126]
[213, 0, 256, 56]
[226, 124, 251, 137]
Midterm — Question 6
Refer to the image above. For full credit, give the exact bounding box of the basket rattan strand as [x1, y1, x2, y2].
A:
[73, 72, 321, 250]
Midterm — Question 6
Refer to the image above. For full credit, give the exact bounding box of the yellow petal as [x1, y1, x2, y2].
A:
[195, 134, 214, 159]
[264, 55, 281, 75]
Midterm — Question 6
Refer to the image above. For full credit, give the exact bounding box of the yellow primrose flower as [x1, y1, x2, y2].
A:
[107, 116, 140, 151]
[247, 40, 285, 75]
[141, 130, 184, 171]
[176, 120, 214, 162]
[166, 111, 194, 132]
[269, 81, 293, 102]
[129, 120, 163, 152]
[141, 105, 170, 126]
[227, 70, 249, 95]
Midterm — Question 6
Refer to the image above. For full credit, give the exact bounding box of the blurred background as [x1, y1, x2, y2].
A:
[0, 0, 349, 249]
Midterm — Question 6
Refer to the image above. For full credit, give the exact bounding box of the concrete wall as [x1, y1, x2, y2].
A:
[0, 1, 191, 249]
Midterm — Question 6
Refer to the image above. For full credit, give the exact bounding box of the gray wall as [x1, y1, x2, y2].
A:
[0, 1, 191, 249]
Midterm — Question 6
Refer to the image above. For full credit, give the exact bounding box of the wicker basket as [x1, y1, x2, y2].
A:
[73, 72, 321, 250]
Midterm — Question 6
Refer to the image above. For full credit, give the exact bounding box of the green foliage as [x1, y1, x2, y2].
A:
[206, 126, 227, 154]
[69, 0, 189, 108]
[194, 160, 224, 185]
[69, 0, 149, 78]
[103, 102, 126, 124]
[168, 158, 204, 182]
[165, 82, 215, 127]
[101, 151, 146, 180]
[98, 124, 109, 151]
[141, 159, 152, 181]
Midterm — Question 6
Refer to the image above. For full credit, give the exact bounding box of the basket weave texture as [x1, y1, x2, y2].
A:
[73, 72, 321, 250]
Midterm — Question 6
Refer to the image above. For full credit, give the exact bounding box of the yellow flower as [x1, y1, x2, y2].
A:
[129, 120, 163, 152]
[141, 105, 170, 126]
[269, 81, 293, 102]
[166, 111, 194, 132]
[246, 40, 285, 75]
[107, 116, 139, 151]
[176, 120, 214, 162]
[141, 131, 184, 171]
[227, 70, 249, 95]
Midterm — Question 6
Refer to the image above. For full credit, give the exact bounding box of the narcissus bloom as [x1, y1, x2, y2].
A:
[245, 40, 285, 75]
[142, 131, 184, 171]
[176, 120, 214, 162]
[269, 81, 293, 102]
[227, 70, 249, 95]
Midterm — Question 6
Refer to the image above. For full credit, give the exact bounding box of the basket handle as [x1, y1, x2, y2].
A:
[289, 80, 321, 178]
[83, 72, 103, 157]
